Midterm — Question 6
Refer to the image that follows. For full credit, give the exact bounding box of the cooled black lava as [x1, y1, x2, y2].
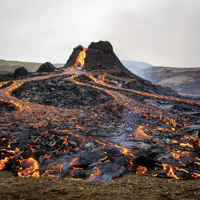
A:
[12, 75, 114, 109]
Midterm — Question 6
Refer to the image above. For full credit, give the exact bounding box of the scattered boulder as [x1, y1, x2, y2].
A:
[36, 62, 56, 73]
[13, 67, 29, 79]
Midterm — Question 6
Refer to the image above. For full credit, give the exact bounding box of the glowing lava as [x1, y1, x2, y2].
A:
[18, 158, 40, 177]
[74, 46, 88, 67]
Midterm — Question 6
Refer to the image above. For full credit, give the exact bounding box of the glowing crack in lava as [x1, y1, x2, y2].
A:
[0, 63, 200, 180]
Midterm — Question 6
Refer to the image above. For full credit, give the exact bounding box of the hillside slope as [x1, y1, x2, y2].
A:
[141, 66, 200, 95]
[121, 60, 152, 76]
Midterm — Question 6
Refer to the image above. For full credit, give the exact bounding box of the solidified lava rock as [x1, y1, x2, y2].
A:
[12, 76, 114, 108]
[0, 101, 16, 114]
[13, 67, 29, 79]
[0, 73, 14, 82]
[36, 62, 56, 73]
[84, 41, 121, 72]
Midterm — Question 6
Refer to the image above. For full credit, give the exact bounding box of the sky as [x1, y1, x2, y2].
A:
[0, 0, 200, 67]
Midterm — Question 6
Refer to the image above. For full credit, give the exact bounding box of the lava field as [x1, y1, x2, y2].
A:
[0, 41, 200, 181]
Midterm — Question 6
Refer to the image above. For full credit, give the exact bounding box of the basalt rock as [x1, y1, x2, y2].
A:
[84, 41, 145, 82]
[12, 75, 114, 109]
[36, 62, 56, 73]
[13, 67, 29, 79]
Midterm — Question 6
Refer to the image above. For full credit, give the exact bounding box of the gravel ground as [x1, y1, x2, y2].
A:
[0, 171, 200, 200]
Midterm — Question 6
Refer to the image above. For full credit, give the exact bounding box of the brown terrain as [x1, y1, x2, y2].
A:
[0, 171, 200, 200]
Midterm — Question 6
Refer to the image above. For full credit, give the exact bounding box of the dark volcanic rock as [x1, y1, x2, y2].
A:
[88, 41, 113, 55]
[0, 101, 16, 114]
[13, 67, 28, 79]
[12, 76, 114, 108]
[85, 41, 144, 81]
[0, 73, 14, 82]
[36, 62, 56, 73]
[64, 41, 145, 81]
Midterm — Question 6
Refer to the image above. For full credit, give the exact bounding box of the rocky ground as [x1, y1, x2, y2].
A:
[0, 171, 200, 200]
[1, 41, 200, 199]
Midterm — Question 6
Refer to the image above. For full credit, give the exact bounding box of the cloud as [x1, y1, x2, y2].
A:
[104, 0, 200, 67]
[0, 0, 200, 67]
[0, 0, 115, 62]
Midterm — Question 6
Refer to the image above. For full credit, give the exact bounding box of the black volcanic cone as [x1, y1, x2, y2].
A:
[14, 67, 29, 78]
[36, 62, 56, 73]
[63, 41, 144, 81]
[85, 41, 130, 73]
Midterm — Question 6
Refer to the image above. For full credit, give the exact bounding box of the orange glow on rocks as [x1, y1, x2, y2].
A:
[74, 46, 88, 67]
[0, 157, 10, 170]
[18, 158, 40, 177]
[136, 166, 147, 175]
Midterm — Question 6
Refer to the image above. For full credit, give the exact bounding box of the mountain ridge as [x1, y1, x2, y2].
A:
[0, 59, 63, 73]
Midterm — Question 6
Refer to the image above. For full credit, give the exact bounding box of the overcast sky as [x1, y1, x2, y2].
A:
[0, 0, 200, 67]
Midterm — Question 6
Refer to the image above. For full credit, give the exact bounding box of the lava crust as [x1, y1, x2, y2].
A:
[12, 75, 114, 108]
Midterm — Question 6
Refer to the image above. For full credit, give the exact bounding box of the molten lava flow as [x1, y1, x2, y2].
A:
[133, 125, 150, 139]
[136, 166, 147, 175]
[162, 163, 182, 179]
[0, 157, 10, 170]
[87, 167, 102, 181]
[18, 158, 40, 177]
[74, 46, 88, 67]
[0, 66, 200, 180]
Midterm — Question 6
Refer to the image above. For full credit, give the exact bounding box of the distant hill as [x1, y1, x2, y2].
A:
[121, 60, 152, 77]
[141, 66, 200, 96]
[120, 61, 200, 96]
[0, 59, 63, 73]
[0, 59, 153, 75]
